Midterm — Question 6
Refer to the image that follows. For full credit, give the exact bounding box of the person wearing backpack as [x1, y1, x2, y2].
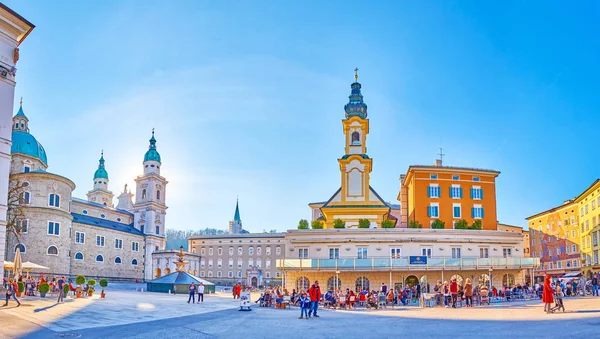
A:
[3, 278, 21, 307]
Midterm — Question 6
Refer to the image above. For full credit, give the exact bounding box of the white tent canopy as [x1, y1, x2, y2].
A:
[22, 261, 49, 271]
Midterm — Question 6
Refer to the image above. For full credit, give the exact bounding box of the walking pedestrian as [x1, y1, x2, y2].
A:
[188, 282, 196, 303]
[542, 275, 554, 313]
[464, 278, 473, 307]
[3, 278, 21, 307]
[450, 278, 458, 308]
[592, 274, 599, 297]
[197, 283, 205, 303]
[308, 280, 321, 318]
[57, 276, 65, 303]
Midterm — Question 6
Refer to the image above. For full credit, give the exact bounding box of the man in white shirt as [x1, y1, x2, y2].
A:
[198, 283, 205, 303]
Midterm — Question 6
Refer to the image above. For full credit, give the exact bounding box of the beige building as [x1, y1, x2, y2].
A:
[497, 223, 529, 257]
[277, 228, 539, 293]
[188, 233, 285, 287]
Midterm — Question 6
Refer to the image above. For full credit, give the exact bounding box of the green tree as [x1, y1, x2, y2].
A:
[75, 275, 86, 287]
[454, 219, 469, 229]
[311, 220, 324, 229]
[358, 219, 371, 228]
[408, 220, 423, 228]
[381, 220, 395, 228]
[431, 219, 446, 229]
[333, 219, 346, 229]
[6, 181, 27, 242]
[297, 219, 309, 230]
[469, 220, 483, 230]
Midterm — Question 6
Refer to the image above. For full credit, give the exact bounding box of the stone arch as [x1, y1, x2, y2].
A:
[450, 274, 464, 285]
[405, 275, 419, 287]
[296, 276, 310, 292]
[355, 276, 370, 292]
[327, 276, 342, 292]
[478, 274, 490, 286]
[502, 274, 515, 287]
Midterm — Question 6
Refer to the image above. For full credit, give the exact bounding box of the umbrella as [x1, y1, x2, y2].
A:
[22, 261, 49, 272]
[13, 248, 22, 279]
[4, 261, 14, 270]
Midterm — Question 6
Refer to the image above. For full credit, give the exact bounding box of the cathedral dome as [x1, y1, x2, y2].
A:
[94, 153, 108, 180]
[144, 131, 161, 163]
[11, 131, 48, 166]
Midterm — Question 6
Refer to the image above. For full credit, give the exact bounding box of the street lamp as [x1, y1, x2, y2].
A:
[489, 268, 493, 293]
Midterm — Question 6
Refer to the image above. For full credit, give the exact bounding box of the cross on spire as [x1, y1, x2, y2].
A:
[354, 67, 359, 81]
[20, 97, 23, 106]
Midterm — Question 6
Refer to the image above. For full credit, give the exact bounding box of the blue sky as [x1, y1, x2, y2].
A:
[6, 0, 600, 232]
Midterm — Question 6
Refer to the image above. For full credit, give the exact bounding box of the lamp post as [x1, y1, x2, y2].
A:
[489, 268, 493, 294]
[336, 271, 340, 291]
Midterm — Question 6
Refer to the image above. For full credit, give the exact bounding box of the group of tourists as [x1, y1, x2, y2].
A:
[3, 275, 69, 307]
[186, 282, 205, 304]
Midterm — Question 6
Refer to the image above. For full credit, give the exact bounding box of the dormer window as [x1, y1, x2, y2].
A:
[351, 131, 360, 145]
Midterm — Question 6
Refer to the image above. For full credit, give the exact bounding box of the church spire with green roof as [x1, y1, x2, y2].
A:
[144, 129, 161, 163]
[93, 151, 109, 180]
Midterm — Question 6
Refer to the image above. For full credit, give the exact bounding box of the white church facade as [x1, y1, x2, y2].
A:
[5, 104, 172, 281]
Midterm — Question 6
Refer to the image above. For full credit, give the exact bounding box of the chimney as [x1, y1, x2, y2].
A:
[434, 159, 443, 167]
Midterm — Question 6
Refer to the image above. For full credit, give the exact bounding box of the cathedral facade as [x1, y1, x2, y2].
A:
[5, 104, 168, 281]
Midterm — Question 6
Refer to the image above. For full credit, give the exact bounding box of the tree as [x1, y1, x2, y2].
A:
[311, 220, 324, 229]
[431, 219, 445, 229]
[6, 181, 26, 242]
[297, 219, 309, 230]
[358, 219, 371, 228]
[333, 219, 346, 229]
[381, 220, 395, 228]
[408, 220, 423, 229]
[469, 220, 483, 230]
[454, 219, 469, 229]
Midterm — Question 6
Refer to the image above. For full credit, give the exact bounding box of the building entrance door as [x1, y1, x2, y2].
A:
[251, 277, 258, 287]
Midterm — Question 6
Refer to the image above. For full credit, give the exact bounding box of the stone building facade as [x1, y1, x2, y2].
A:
[188, 233, 285, 287]
[5, 106, 172, 281]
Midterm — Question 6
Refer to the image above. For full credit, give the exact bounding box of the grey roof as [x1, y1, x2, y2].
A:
[149, 271, 215, 285]
[72, 197, 134, 216]
[388, 203, 400, 210]
[71, 213, 142, 235]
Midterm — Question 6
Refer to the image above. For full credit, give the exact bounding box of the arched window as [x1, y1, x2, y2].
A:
[156, 190, 160, 200]
[142, 189, 147, 199]
[450, 274, 463, 285]
[75, 252, 84, 261]
[351, 131, 360, 145]
[194, 270, 197, 276]
[132, 259, 138, 266]
[155, 268, 162, 278]
[296, 276, 310, 292]
[14, 244, 26, 254]
[164, 268, 171, 275]
[502, 274, 515, 287]
[327, 276, 342, 292]
[96, 255, 104, 263]
[355, 276, 370, 292]
[114, 256, 122, 264]
[47, 246, 58, 255]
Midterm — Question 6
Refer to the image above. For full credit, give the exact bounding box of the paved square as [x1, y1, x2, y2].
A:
[1, 288, 599, 339]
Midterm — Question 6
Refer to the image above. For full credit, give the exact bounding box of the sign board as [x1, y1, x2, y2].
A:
[240, 291, 252, 311]
[409, 256, 428, 265]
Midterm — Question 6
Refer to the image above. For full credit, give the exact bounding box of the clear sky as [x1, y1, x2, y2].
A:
[6, 0, 600, 232]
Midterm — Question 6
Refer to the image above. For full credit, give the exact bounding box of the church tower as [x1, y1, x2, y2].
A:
[132, 130, 168, 280]
[319, 70, 392, 228]
[228, 199, 243, 234]
[86, 152, 114, 206]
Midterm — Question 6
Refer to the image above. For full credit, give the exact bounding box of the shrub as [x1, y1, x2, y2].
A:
[408, 220, 423, 228]
[88, 279, 96, 286]
[99, 279, 108, 288]
[76, 275, 86, 286]
[469, 220, 483, 230]
[311, 220, 324, 229]
[431, 220, 445, 229]
[63, 284, 70, 295]
[333, 219, 346, 229]
[17, 281, 24, 292]
[297, 219, 309, 230]
[454, 219, 469, 229]
[358, 219, 371, 228]
[381, 220, 395, 228]
[38, 282, 50, 294]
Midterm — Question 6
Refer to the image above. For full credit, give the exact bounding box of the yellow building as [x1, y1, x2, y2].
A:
[526, 200, 581, 279]
[316, 72, 393, 228]
[574, 179, 600, 278]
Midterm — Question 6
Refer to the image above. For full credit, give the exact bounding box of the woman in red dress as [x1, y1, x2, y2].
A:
[542, 275, 554, 313]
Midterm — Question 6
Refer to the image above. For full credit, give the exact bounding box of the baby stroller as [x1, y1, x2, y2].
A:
[550, 292, 565, 313]
[480, 287, 490, 305]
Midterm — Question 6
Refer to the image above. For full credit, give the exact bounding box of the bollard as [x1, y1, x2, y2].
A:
[168, 289, 171, 294]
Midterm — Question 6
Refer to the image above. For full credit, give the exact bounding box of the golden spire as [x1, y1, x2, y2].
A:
[354, 67, 359, 81]
[20, 97, 23, 106]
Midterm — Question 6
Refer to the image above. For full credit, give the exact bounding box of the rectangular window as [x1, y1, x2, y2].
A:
[430, 174, 438, 180]
[19, 219, 29, 234]
[479, 247, 489, 258]
[75, 232, 85, 244]
[450, 185, 463, 199]
[453, 204, 461, 219]
[585, 205, 589, 214]
[208, 272, 213, 277]
[266, 272, 271, 278]
[24, 166, 30, 173]
[218, 248, 223, 255]
[132, 242, 139, 252]
[298, 248, 308, 259]
[209, 248, 213, 255]
[208, 259, 213, 268]
[557, 247, 561, 255]
[357, 247, 368, 259]
[217, 272, 222, 278]
[572, 244, 577, 253]
[238, 247, 243, 255]
[201, 248, 205, 255]
[566, 246, 570, 254]
[329, 248, 339, 259]
[201, 259, 205, 267]
[471, 187, 483, 200]
[155, 226, 159, 235]
[47, 221, 60, 235]
[115, 239, 123, 249]
[594, 233, 598, 247]
[581, 207, 584, 216]
[452, 248, 461, 258]
[472, 177, 480, 182]
[266, 247, 271, 256]
[228, 271, 233, 278]
[594, 216, 598, 227]
[557, 261, 562, 269]
[573, 260, 578, 268]
[200, 271, 205, 277]
[532, 251, 536, 258]
[96, 235, 105, 247]
[452, 175, 460, 180]
[472, 205, 484, 219]
[248, 259, 253, 267]
[390, 248, 402, 258]
[257, 247, 261, 256]
[428, 185, 440, 198]
[531, 239, 536, 246]
[421, 247, 432, 258]
[428, 203, 439, 218]
[48, 194, 60, 208]
[595, 252, 599, 265]
[266, 259, 271, 268]
[228, 259, 233, 268]
[256, 259, 261, 268]
[237, 259, 242, 268]
[503, 248, 512, 258]
[229, 247, 234, 255]
[276, 247, 281, 256]
[249, 247, 254, 256]
[218, 259, 222, 267]
[593, 200, 597, 210]
[586, 220, 590, 231]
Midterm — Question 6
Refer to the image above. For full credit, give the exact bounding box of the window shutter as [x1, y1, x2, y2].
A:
[470, 188, 473, 199]
[482, 208, 485, 218]
[459, 188, 463, 198]
[471, 208, 475, 218]
[427, 206, 431, 217]
[438, 187, 441, 197]
[481, 189, 484, 199]
[427, 186, 431, 197]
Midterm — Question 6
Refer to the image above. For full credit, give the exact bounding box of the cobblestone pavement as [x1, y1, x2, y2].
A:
[1, 290, 599, 339]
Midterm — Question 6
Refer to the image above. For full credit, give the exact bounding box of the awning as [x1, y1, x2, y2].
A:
[562, 272, 582, 278]
[22, 261, 49, 271]
[3, 261, 14, 269]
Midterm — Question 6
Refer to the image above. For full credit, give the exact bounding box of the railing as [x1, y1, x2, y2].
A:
[277, 257, 540, 271]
